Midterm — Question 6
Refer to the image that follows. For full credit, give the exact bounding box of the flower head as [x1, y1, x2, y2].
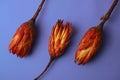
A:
[75, 27, 102, 65]
[48, 19, 73, 58]
[8, 21, 35, 58]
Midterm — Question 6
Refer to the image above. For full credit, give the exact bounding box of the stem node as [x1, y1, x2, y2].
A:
[99, 0, 118, 28]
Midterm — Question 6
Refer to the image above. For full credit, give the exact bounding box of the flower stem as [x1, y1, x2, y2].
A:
[98, 0, 118, 30]
[34, 57, 55, 80]
[30, 0, 45, 22]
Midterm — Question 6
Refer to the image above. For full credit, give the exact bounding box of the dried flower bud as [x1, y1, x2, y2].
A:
[8, 0, 45, 58]
[34, 19, 73, 80]
[74, 0, 118, 65]
[8, 21, 35, 58]
[48, 19, 73, 58]
[75, 27, 102, 65]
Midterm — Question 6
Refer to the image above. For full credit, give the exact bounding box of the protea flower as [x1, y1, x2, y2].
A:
[8, 21, 35, 58]
[34, 19, 73, 80]
[8, 0, 45, 58]
[75, 0, 118, 65]
[48, 20, 73, 58]
[75, 27, 102, 65]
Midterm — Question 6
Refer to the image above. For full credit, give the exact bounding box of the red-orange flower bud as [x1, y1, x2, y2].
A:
[8, 21, 35, 58]
[8, 0, 45, 58]
[48, 19, 73, 58]
[34, 19, 73, 80]
[75, 27, 102, 65]
[74, 0, 119, 65]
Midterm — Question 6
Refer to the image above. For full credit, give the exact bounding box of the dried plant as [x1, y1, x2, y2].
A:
[8, 0, 45, 57]
[75, 0, 119, 65]
[34, 20, 73, 80]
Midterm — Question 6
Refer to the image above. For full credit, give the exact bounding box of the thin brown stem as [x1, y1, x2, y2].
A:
[98, 0, 118, 29]
[30, 0, 45, 22]
[34, 57, 55, 80]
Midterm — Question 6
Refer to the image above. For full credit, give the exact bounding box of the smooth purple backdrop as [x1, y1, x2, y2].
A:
[0, 0, 120, 80]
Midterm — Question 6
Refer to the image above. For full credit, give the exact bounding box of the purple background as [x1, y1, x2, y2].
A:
[0, 0, 120, 80]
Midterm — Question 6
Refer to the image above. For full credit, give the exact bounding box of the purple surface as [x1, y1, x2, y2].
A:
[0, 0, 120, 80]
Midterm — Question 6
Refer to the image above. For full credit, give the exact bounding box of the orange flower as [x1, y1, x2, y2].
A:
[8, 0, 45, 58]
[75, 27, 102, 65]
[74, 0, 119, 65]
[8, 21, 35, 58]
[34, 19, 73, 80]
[48, 19, 73, 58]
